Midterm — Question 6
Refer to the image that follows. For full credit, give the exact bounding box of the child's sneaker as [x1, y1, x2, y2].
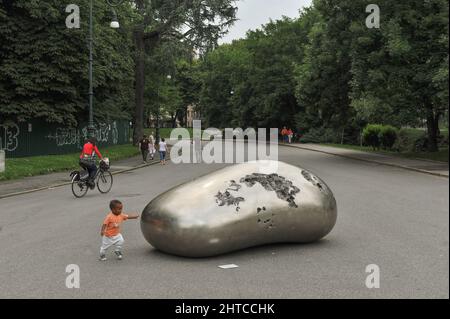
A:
[115, 251, 123, 260]
[99, 254, 107, 261]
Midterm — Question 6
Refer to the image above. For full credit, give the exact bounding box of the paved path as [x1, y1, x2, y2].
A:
[1, 143, 447, 198]
[0, 144, 447, 298]
[0, 155, 159, 198]
[285, 143, 449, 177]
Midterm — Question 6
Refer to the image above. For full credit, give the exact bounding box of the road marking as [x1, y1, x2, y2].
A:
[219, 264, 239, 269]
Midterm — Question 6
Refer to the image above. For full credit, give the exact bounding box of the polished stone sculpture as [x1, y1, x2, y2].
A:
[141, 160, 337, 257]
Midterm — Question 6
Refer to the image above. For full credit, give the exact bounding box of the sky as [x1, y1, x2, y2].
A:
[220, 0, 313, 44]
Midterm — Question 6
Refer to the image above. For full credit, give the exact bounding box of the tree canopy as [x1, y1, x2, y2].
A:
[195, 0, 449, 151]
[0, 0, 448, 151]
[0, 0, 135, 126]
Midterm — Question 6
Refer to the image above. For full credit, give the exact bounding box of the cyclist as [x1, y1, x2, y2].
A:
[79, 137, 103, 188]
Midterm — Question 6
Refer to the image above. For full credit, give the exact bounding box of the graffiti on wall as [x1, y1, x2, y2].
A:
[46, 122, 121, 148]
[55, 128, 79, 147]
[0, 123, 20, 152]
[112, 122, 119, 145]
[1, 120, 126, 157]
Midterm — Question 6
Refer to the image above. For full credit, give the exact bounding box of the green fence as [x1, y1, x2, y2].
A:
[0, 119, 131, 158]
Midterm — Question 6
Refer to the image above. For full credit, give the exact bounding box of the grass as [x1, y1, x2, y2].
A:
[0, 144, 140, 181]
[142, 128, 198, 139]
[401, 149, 449, 162]
[322, 143, 449, 163]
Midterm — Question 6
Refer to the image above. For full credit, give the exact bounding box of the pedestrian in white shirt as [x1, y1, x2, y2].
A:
[158, 138, 168, 165]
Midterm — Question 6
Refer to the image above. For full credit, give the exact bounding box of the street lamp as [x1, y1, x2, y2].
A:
[110, 10, 120, 29]
[87, 0, 124, 138]
[155, 75, 173, 144]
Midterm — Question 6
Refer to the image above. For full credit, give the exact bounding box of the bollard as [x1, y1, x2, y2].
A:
[0, 150, 5, 173]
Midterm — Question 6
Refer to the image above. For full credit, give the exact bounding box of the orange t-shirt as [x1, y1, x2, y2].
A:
[103, 213, 129, 237]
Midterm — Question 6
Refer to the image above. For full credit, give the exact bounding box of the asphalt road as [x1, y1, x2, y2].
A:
[0, 145, 448, 299]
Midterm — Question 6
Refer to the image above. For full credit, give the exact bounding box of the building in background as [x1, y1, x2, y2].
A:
[186, 105, 201, 128]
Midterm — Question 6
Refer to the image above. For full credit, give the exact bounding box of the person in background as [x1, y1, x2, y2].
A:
[158, 138, 168, 165]
[139, 135, 150, 163]
[288, 128, 293, 144]
[148, 133, 156, 160]
[79, 137, 103, 188]
[281, 127, 288, 143]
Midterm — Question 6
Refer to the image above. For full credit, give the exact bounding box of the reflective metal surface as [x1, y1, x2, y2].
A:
[141, 160, 337, 257]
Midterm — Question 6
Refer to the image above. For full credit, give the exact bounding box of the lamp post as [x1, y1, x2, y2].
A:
[155, 106, 160, 145]
[87, 0, 123, 138]
[155, 75, 172, 144]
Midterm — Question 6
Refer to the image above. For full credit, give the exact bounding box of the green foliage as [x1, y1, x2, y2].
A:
[363, 124, 398, 150]
[0, 0, 135, 125]
[379, 125, 398, 150]
[295, 2, 357, 131]
[143, 40, 199, 127]
[363, 124, 383, 149]
[1, 0, 448, 155]
[130, 0, 238, 143]
[196, 0, 448, 154]
[0, 144, 139, 181]
[405, 149, 448, 162]
[438, 130, 449, 148]
[143, 128, 195, 140]
[394, 128, 427, 152]
[198, 40, 253, 128]
[393, 128, 449, 153]
[321, 143, 448, 162]
[198, 16, 305, 129]
[299, 127, 340, 144]
[350, 0, 449, 150]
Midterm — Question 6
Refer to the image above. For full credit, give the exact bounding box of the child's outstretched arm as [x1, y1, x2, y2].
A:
[127, 214, 140, 220]
[100, 224, 107, 237]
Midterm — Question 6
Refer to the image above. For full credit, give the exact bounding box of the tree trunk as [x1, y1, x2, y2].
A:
[173, 110, 181, 128]
[133, 28, 145, 146]
[426, 107, 439, 152]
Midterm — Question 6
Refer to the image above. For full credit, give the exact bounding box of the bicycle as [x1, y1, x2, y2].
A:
[70, 158, 113, 198]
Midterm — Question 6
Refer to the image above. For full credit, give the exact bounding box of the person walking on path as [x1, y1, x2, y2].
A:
[158, 138, 168, 165]
[139, 135, 150, 163]
[288, 128, 293, 144]
[99, 200, 139, 261]
[148, 133, 156, 160]
[192, 138, 202, 164]
[281, 127, 288, 143]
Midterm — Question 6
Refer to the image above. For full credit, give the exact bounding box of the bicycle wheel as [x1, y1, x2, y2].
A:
[71, 175, 89, 198]
[97, 171, 113, 194]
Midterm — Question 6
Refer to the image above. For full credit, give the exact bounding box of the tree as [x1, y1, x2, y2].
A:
[295, 0, 359, 135]
[143, 37, 196, 131]
[350, 0, 449, 151]
[198, 41, 251, 128]
[131, 0, 237, 144]
[175, 59, 202, 127]
[198, 16, 307, 130]
[0, 0, 135, 126]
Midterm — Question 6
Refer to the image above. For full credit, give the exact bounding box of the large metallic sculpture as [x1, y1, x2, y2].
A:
[141, 161, 337, 257]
